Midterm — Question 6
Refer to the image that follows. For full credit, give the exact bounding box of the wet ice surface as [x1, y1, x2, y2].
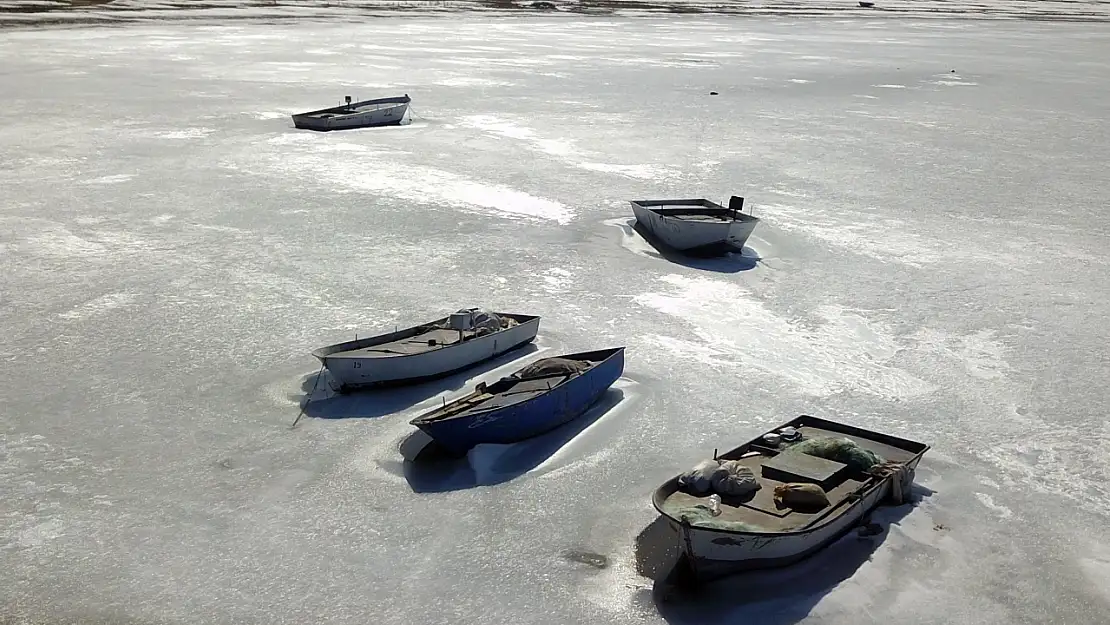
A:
[2, 14, 1110, 625]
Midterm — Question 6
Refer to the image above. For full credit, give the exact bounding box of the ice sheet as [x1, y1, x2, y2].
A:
[1, 12, 1109, 625]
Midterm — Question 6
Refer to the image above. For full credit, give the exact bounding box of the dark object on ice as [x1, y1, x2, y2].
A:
[709, 91, 719, 95]
[858, 522, 884, 537]
[859, 1, 874, 6]
[564, 549, 610, 569]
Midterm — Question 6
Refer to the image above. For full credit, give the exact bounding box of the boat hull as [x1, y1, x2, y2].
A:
[652, 415, 930, 585]
[669, 455, 921, 582]
[292, 103, 409, 131]
[314, 314, 540, 392]
[631, 202, 757, 256]
[411, 347, 625, 455]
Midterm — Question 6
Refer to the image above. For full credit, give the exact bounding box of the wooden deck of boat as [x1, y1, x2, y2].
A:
[301, 102, 405, 119]
[420, 375, 574, 422]
[662, 425, 920, 533]
[328, 327, 477, 358]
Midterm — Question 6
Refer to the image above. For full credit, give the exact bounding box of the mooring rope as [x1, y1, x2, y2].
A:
[867, 461, 909, 505]
[290, 363, 325, 430]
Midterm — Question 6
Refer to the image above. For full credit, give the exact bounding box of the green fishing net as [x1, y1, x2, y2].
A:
[786, 436, 883, 472]
[670, 505, 761, 532]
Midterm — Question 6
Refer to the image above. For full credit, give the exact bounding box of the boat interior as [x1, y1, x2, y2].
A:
[295, 96, 411, 119]
[411, 349, 618, 424]
[633, 197, 759, 223]
[320, 313, 537, 359]
[656, 416, 928, 533]
[303, 101, 408, 119]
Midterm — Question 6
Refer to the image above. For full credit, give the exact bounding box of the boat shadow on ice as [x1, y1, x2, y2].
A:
[398, 386, 626, 493]
[636, 483, 936, 625]
[292, 343, 541, 420]
[610, 217, 761, 274]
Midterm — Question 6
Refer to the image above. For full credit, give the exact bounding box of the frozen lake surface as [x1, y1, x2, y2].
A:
[2, 12, 1109, 625]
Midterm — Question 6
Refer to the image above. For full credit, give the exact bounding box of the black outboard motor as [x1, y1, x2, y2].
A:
[728, 195, 745, 217]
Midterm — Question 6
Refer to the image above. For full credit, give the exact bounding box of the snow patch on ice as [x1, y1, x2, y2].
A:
[1079, 544, 1110, 604]
[360, 166, 573, 223]
[80, 174, 134, 185]
[21, 224, 107, 259]
[973, 410, 1110, 516]
[254, 145, 574, 224]
[576, 162, 668, 180]
[149, 127, 217, 139]
[642, 334, 731, 368]
[247, 111, 288, 120]
[910, 327, 1012, 380]
[757, 202, 941, 267]
[12, 518, 65, 550]
[634, 274, 934, 399]
[603, 216, 661, 258]
[58, 292, 138, 321]
[460, 114, 577, 157]
[540, 267, 574, 294]
[436, 77, 514, 88]
[975, 492, 1014, 518]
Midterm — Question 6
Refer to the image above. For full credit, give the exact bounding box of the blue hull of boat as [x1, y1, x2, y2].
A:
[411, 347, 625, 455]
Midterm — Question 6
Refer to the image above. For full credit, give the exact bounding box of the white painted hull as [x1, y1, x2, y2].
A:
[668, 456, 921, 579]
[292, 103, 408, 131]
[631, 203, 757, 253]
[318, 317, 540, 391]
[723, 218, 759, 251]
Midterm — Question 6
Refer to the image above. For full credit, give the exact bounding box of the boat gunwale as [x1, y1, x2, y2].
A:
[630, 198, 760, 224]
[652, 414, 930, 538]
[292, 94, 412, 119]
[312, 313, 541, 361]
[408, 346, 626, 426]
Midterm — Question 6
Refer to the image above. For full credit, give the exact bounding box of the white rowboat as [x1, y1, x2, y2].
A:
[631, 196, 759, 256]
[312, 309, 540, 392]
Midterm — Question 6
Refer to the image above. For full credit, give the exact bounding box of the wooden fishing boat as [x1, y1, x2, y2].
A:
[630, 196, 759, 257]
[652, 415, 929, 584]
[292, 94, 411, 131]
[409, 347, 625, 455]
[312, 309, 540, 392]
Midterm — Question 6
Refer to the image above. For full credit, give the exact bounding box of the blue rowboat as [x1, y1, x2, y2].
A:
[409, 347, 626, 455]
